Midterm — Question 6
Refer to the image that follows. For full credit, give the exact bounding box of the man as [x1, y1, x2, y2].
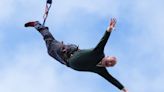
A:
[25, 18, 128, 92]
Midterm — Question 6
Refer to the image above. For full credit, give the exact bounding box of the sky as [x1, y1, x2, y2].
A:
[0, 0, 164, 92]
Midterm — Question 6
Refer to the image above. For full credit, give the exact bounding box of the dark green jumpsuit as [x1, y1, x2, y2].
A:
[67, 31, 124, 90]
[37, 26, 124, 90]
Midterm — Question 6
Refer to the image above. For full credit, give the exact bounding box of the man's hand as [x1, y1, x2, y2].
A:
[107, 18, 116, 32]
[122, 88, 128, 92]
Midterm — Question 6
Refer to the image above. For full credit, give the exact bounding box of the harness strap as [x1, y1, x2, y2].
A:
[43, 0, 52, 26]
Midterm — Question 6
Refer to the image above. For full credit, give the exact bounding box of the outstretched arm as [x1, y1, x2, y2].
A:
[94, 18, 116, 51]
[93, 67, 124, 90]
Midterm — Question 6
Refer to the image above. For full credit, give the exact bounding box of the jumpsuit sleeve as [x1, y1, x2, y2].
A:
[94, 31, 111, 51]
[106, 72, 124, 90]
[94, 67, 124, 90]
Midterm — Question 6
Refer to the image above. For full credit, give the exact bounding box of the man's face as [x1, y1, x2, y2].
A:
[102, 56, 117, 67]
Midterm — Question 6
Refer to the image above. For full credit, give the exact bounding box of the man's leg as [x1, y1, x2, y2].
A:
[90, 67, 124, 90]
[25, 21, 58, 52]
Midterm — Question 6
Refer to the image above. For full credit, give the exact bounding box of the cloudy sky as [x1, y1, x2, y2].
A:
[0, 0, 164, 92]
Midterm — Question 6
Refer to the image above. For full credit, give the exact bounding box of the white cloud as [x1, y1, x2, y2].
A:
[0, 0, 15, 22]
[51, 0, 120, 24]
